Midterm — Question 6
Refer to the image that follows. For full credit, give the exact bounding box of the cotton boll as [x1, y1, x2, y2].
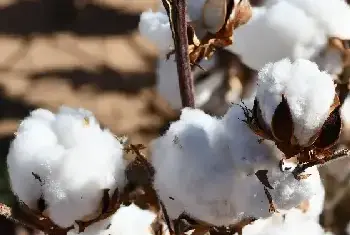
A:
[257, 58, 336, 146]
[227, 0, 350, 75]
[7, 107, 127, 228]
[228, 3, 327, 71]
[139, 10, 173, 54]
[67, 204, 169, 235]
[152, 108, 243, 225]
[156, 55, 218, 110]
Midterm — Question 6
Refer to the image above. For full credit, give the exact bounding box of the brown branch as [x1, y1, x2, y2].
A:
[162, 0, 195, 108]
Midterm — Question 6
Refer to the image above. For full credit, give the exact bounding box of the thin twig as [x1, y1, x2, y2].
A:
[162, 0, 195, 108]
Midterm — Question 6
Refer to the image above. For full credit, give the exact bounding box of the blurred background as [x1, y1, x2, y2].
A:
[0, 0, 350, 235]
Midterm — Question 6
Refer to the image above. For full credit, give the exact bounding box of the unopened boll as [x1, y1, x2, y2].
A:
[7, 106, 127, 228]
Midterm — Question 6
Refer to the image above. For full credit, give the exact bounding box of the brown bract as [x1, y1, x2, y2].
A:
[170, 0, 252, 65]
[243, 94, 342, 166]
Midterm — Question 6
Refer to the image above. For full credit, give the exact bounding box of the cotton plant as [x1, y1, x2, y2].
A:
[227, 0, 350, 78]
[150, 58, 341, 234]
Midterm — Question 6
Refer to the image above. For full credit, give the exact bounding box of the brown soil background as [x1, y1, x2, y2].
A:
[0, 0, 350, 234]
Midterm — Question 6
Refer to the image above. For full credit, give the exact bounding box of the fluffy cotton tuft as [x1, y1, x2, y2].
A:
[228, 0, 350, 73]
[7, 106, 126, 228]
[257, 58, 336, 145]
[67, 204, 169, 235]
[139, 10, 173, 54]
[152, 105, 322, 226]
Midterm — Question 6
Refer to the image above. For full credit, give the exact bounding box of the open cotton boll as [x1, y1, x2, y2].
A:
[228, 2, 327, 71]
[152, 108, 243, 225]
[257, 58, 335, 146]
[156, 55, 218, 109]
[139, 10, 173, 54]
[7, 107, 126, 228]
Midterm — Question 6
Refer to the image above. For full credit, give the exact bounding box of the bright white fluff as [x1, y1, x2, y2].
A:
[7, 106, 126, 228]
[156, 55, 219, 109]
[240, 209, 326, 235]
[228, 0, 350, 73]
[67, 204, 169, 235]
[139, 10, 173, 54]
[257, 58, 335, 145]
[151, 106, 322, 226]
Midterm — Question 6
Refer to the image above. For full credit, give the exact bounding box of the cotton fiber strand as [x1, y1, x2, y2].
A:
[7, 106, 127, 228]
[257, 58, 336, 146]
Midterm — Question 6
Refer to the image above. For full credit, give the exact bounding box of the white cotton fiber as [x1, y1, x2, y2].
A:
[257, 58, 336, 146]
[67, 204, 169, 235]
[287, 0, 350, 39]
[228, 3, 326, 71]
[139, 10, 173, 54]
[227, 0, 350, 74]
[241, 209, 326, 235]
[156, 55, 218, 109]
[151, 105, 323, 225]
[7, 106, 127, 228]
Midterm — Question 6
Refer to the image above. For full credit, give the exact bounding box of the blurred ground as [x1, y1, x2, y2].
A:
[1, 0, 350, 235]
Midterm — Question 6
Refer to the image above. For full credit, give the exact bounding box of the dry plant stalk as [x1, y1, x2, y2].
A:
[162, 0, 195, 108]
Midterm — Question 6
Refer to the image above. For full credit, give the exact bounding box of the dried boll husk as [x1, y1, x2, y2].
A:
[243, 94, 342, 165]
